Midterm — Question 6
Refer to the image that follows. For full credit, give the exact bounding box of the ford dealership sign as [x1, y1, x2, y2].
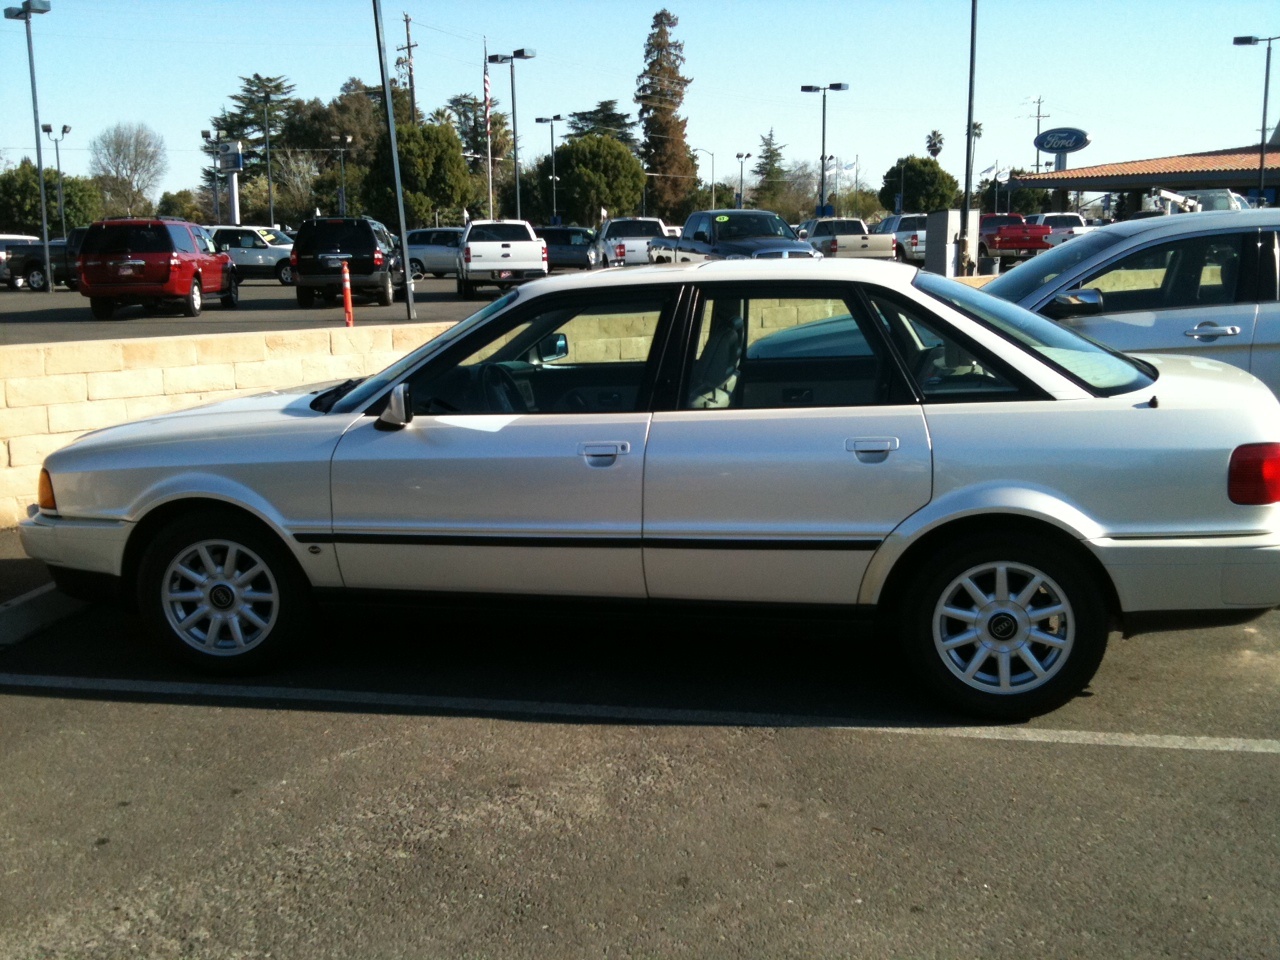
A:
[1034, 127, 1091, 154]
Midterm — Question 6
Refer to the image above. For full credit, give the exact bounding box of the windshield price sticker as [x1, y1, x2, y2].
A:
[715, 215, 729, 222]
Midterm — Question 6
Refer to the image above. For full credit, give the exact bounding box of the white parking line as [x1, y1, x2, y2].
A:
[1, 672, 1278, 753]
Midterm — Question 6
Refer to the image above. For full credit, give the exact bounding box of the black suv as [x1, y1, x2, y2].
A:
[291, 216, 405, 307]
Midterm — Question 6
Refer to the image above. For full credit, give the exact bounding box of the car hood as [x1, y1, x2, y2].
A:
[47, 382, 354, 462]
[714, 236, 815, 256]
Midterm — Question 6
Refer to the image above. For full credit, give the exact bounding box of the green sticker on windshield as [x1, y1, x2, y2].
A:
[715, 215, 729, 222]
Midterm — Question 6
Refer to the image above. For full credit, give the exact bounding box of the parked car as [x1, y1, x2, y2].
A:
[594, 217, 669, 267]
[207, 225, 296, 284]
[0, 233, 39, 289]
[795, 217, 896, 259]
[1026, 212, 1094, 248]
[456, 219, 547, 298]
[978, 213, 1051, 261]
[77, 217, 238, 319]
[291, 216, 405, 308]
[406, 226, 463, 278]
[870, 214, 929, 262]
[669, 209, 819, 262]
[535, 226, 597, 270]
[21, 259, 1280, 720]
[3, 226, 88, 291]
[983, 209, 1280, 395]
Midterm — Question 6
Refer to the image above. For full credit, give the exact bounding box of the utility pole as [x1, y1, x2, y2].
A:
[396, 13, 418, 123]
[1031, 95, 1049, 173]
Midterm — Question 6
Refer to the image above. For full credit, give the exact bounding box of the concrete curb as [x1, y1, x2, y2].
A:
[0, 583, 87, 646]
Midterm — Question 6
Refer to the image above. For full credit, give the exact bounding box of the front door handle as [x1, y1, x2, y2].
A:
[578, 441, 631, 467]
[1185, 323, 1242, 339]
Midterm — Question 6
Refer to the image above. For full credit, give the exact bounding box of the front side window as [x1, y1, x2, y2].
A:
[1079, 233, 1246, 311]
[409, 293, 672, 415]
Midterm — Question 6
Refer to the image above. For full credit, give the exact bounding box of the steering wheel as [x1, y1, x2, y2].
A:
[477, 363, 528, 413]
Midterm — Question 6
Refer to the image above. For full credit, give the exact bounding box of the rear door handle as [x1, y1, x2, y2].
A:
[846, 437, 900, 463]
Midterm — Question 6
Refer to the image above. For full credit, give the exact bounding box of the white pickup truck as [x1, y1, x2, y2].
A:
[795, 217, 896, 259]
[594, 217, 669, 267]
[456, 220, 547, 299]
[1026, 212, 1093, 248]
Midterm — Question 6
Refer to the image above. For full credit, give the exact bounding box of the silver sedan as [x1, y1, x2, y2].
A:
[20, 260, 1280, 719]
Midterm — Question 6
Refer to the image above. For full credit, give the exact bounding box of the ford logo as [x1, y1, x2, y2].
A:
[1034, 127, 1091, 154]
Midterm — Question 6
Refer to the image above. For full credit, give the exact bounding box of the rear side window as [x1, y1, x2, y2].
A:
[81, 224, 171, 255]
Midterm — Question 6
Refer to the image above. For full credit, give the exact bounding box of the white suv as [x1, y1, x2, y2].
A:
[208, 225, 296, 285]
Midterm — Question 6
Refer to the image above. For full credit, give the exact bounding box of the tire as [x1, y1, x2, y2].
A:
[894, 244, 906, 262]
[296, 285, 315, 308]
[136, 511, 312, 674]
[220, 273, 240, 309]
[431, 271, 445, 279]
[183, 278, 203, 317]
[89, 297, 115, 319]
[377, 271, 394, 306]
[276, 261, 294, 285]
[409, 259, 425, 281]
[457, 277, 475, 300]
[65, 279, 79, 292]
[24, 263, 47, 292]
[978, 244, 990, 259]
[900, 533, 1109, 720]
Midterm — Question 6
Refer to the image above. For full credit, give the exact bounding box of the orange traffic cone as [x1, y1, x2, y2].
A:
[341, 260, 354, 327]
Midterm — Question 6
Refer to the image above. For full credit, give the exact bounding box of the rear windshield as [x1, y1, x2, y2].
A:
[294, 220, 374, 254]
[828, 220, 868, 235]
[604, 220, 664, 239]
[984, 215, 1022, 229]
[468, 223, 533, 243]
[81, 223, 171, 255]
[900, 216, 927, 231]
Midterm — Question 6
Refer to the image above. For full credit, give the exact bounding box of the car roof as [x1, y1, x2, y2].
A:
[1097, 208, 1280, 240]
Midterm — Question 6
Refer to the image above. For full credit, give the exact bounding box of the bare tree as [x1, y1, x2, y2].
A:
[89, 122, 168, 216]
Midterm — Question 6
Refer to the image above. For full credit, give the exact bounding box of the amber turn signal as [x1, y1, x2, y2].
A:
[37, 468, 57, 511]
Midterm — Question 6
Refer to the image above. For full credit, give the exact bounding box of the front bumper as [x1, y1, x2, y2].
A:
[18, 512, 133, 578]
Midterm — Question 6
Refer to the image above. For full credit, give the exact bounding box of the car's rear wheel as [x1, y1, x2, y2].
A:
[89, 297, 115, 319]
[24, 264, 47, 292]
[377, 271, 394, 306]
[901, 533, 1109, 720]
[220, 273, 239, 308]
[457, 277, 475, 300]
[183, 278, 202, 317]
[276, 261, 294, 285]
[137, 512, 312, 674]
[296, 286, 315, 308]
[978, 244, 990, 259]
[432, 271, 446, 278]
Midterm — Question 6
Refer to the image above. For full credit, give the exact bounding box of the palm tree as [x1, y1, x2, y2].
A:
[429, 107, 455, 130]
[926, 130, 944, 158]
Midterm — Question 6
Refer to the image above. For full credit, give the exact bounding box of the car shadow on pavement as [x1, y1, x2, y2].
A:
[0, 596, 972, 729]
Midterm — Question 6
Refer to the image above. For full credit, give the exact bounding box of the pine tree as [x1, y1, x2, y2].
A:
[566, 100, 638, 151]
[634, 10, 696, 220]
[749, 129, 787, 210]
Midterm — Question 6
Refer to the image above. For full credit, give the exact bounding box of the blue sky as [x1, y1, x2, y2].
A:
[2, 0, 1277, 209]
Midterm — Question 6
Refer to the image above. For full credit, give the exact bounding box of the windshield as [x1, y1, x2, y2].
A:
[715, 213, 796, 240]
[328, 290, 519, 414]
[983, 230, 1127, 303]
[913, 271, 1154, 396]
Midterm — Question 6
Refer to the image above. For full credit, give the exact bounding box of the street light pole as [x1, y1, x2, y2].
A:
[263, 92, 275, 227]
[6, 0, 52, 295]
[201, 129, 224, 222]
[330, 134, 352, 215]
[536, 114, 562, 223]
[41, 122, 69, 239]
[736, 152, 752, 208]
[1234, 33, 1280, 205]
[694, 147, 715, 209]
[801, 83, 848, 215]
[488, 49, 536, 220]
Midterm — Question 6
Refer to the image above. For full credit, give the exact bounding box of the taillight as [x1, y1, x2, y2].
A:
[373, 248, 384, 268]
[290, 250, 297, 266]
[910, 233, 919, 248]
[614, 243, 626, 260]
[542, 244, 548, 263]
[827, 238, 838, 256]
[463, 245, 472, 264]
[1229, 443, 1280, 504]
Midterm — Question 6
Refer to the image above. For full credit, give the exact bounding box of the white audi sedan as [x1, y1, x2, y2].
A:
[20, 260, 1280, 719]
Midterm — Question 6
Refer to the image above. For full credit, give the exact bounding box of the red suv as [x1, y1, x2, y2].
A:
[77, 217, 238, 319]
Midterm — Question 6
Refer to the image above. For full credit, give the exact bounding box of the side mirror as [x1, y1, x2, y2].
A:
[1044, 287, 1104, 320]
[797, 229, 808, 239]
[537, 332, 569, 363]
[693, 230, 708, 243]
[377, 382, 414, 429]
[218, 243, 231, 253]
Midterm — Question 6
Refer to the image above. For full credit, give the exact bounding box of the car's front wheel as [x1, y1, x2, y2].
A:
[901, 533, 1109, 719]
[409, 258, 425, 280]
[220, 273, 240, 308]
[137, 512, 312, 673]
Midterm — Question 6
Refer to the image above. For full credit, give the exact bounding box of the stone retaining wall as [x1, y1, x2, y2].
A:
[0, 323, 451, 527]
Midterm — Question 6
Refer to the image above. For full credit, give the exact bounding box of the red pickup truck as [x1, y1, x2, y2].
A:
[978, 214, 1052, 262]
